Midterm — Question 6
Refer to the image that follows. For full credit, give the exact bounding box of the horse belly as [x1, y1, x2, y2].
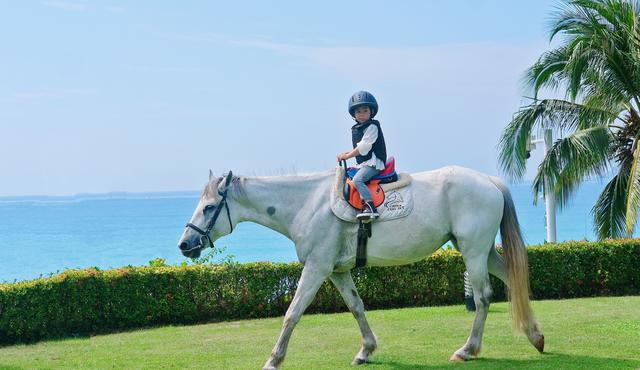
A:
[362, 181, 451, 266]
[364, 222, 449, 267]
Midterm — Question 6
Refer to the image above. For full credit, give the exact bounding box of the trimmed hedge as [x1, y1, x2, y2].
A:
[0, 240, 638, 345]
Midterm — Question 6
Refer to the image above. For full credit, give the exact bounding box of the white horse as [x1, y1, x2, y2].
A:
[178, 166, 544, 369]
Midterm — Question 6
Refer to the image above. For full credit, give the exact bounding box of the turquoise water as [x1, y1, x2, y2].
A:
[0, 181, 605, 282]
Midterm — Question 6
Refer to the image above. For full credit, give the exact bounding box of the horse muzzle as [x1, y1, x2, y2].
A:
[178, 239, 206, 258]
[179, 230, 218, 258]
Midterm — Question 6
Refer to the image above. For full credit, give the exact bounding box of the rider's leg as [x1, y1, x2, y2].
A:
[353, 165, 380, 219]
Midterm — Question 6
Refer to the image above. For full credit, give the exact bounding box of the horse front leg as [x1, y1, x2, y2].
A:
[263, 263, 331, 370]
[330, 271, 377, 365]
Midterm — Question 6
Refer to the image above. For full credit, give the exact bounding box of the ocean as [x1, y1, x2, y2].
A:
[0, 180, 605, 283]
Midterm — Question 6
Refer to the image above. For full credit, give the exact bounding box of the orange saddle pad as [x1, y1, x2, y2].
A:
[344, 178, 385, 210]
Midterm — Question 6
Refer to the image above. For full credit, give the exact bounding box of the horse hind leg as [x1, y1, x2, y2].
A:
[450, 248, 493, 362]
[329, 271, 377, 365]
[487, 245, 507, 283]
[487, 246, 544, 352]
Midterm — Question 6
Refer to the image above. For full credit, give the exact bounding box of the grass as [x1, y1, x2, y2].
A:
[0, 296, 638, 369]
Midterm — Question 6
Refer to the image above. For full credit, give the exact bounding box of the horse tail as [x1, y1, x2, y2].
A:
[490, 177, 536, 333]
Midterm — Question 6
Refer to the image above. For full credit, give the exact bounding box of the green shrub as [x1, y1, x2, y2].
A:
[528, 239, 640, 298]
[0, 240, 638, 345]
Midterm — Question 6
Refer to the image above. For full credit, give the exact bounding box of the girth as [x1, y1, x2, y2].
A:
[355, 220, 372, 269]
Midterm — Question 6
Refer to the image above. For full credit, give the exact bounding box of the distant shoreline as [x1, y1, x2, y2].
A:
[0, 190, 201, 204]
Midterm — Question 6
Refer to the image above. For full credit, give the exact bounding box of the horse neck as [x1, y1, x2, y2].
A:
[231, 173, 330, 238]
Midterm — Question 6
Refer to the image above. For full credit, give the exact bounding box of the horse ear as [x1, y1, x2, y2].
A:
[209, 169, 214, 181]
[218, 171, 233, 194]
[225, 171, 233, 186]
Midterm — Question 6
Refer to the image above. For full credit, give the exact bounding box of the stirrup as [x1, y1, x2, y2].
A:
[356, 203, 379, 221]
[356, 210, 379, 219]
[356, 214, 374, 222]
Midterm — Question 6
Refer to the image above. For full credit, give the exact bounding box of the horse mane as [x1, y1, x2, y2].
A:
[201, 170, 334, 200]
[202, 175, 247, 199]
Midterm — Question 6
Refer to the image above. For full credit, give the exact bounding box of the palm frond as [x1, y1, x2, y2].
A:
[624, 139, 640, 234]
[499, 98, 617, 180]
[546, 0, 640, 103]
[566, 39, 591, 100]
[532, 126, 612, 208]
[524, 46, 570, 95]
[593, 170, 629, 238]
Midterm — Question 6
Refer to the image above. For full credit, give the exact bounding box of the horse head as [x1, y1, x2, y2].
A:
[178, 170, 234, 258]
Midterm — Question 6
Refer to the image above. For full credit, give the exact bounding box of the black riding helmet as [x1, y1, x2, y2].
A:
[348, 91, 378, 118]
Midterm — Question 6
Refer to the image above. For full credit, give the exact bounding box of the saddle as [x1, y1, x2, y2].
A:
[336, 157, 411, 269]
[343, 157, 399, 210]
[332, 163, 413, 223]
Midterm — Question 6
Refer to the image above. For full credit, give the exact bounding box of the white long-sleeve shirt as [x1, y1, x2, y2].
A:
[355, 124, 386, 170]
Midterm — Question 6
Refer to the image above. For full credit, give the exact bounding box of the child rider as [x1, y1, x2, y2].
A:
[336, 91, 388, 221]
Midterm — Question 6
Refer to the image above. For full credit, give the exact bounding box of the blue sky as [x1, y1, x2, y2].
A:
[0, 1, 560, 196]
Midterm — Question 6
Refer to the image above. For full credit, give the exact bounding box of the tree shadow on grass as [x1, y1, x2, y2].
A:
[0, 332, 92, 348]
[367, 352, 640, 369]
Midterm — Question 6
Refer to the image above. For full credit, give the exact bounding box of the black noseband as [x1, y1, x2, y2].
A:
[185, 189, 233, 249]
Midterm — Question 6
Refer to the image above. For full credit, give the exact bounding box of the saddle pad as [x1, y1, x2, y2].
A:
[331, 166, 414, 223]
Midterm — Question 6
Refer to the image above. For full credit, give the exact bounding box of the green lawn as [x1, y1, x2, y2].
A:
[0, 296, 638, 369]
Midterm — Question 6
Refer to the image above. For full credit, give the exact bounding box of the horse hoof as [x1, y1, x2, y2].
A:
[449, 353, 466, 362]
[352, 357, 367, 365]
[534, 335, 545, 353]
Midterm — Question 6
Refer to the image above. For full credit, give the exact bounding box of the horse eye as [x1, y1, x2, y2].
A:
[203, 204, 216, 213]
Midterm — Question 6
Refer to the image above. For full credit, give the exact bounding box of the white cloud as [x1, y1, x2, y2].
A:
[218, 36, 546, 87]
[167, 32, 546, 94]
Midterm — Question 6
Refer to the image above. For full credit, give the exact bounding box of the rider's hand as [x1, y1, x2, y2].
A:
[338, 148, 360, 162]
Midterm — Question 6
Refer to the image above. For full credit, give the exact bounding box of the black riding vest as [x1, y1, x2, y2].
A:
[351, 119, 387, 164]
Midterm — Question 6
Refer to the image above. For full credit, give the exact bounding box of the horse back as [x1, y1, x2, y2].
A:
[410, 166, 505, 236]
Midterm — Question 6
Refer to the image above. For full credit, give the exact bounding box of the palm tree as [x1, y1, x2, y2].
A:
[499, 0, 640, 239]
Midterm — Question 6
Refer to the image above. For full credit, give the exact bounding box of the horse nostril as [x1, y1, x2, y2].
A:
[179, 241, 189, 251]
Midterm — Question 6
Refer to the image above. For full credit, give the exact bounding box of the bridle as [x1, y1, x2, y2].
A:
[184, 188, 233, 251]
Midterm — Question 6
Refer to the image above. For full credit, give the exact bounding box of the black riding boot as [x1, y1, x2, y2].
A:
[356, 201, 379, 221]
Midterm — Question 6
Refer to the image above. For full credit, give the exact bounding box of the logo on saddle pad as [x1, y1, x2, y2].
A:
[331, 165, 413, 223]
[383, 192, 405, 212]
